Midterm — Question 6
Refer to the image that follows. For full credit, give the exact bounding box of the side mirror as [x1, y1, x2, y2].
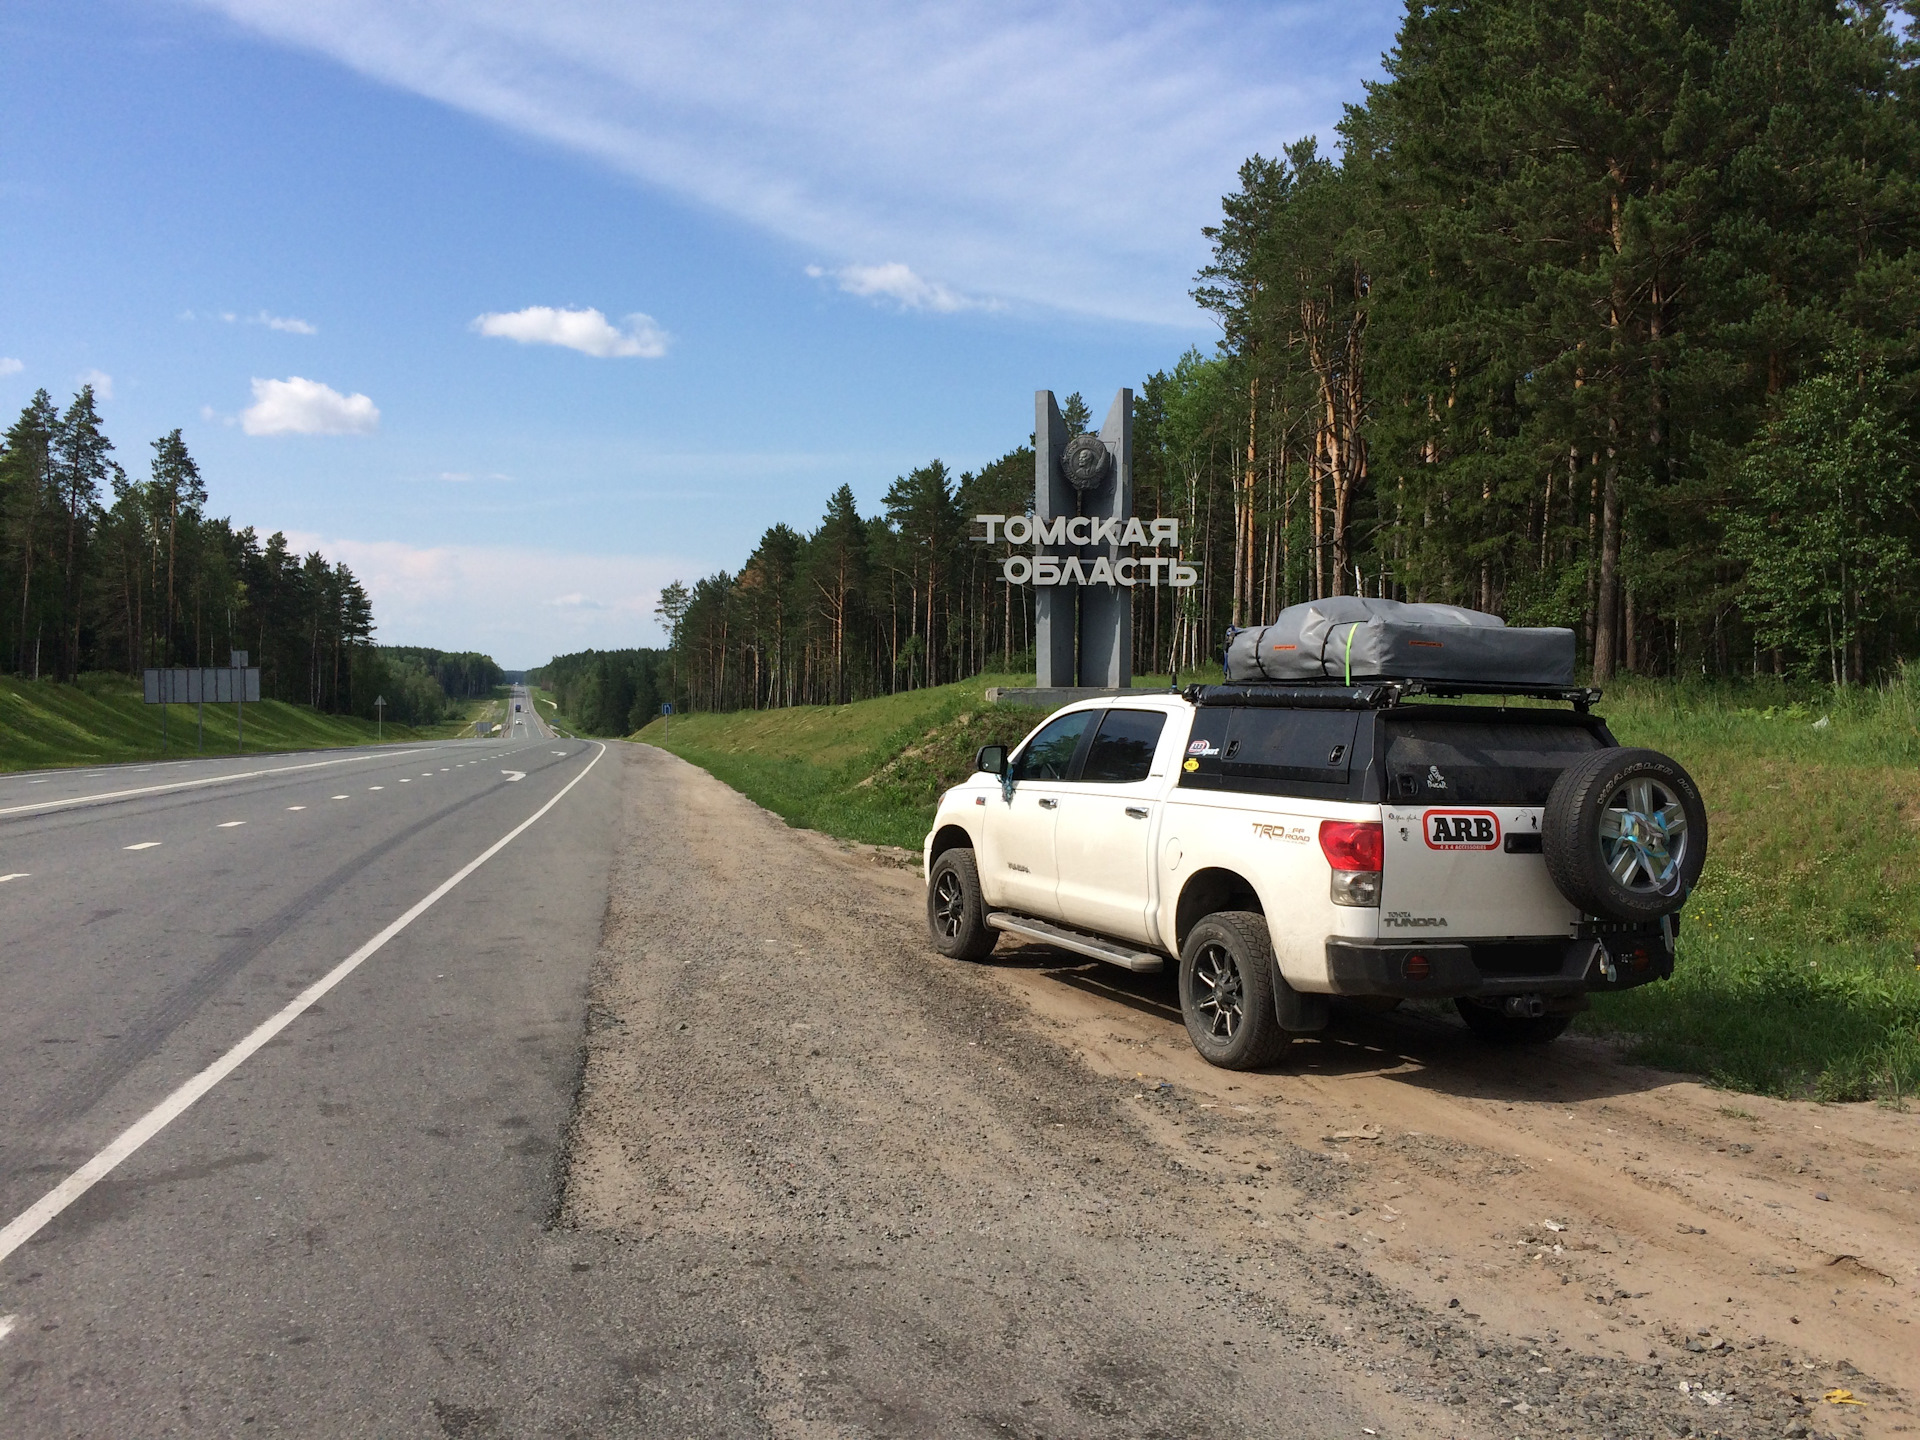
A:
[975, 744, 1008, 776]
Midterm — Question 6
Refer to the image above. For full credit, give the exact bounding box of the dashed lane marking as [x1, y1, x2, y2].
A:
[217, 821, 246, 828]
[0, 874, 28, 883]
[287, 806, 306, 811]
[123, 842, 161, 851]
[0, 749, 433, 819]
[0, 742, 609, 1268]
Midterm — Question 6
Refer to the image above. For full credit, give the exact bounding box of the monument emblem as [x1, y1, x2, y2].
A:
[1035, 389, 1131, 689]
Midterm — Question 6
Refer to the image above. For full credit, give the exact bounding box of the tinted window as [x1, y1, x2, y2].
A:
[1383, 720, 1605, 805]
[1177, 706, 1359, 798]
[1013, 710, 1092, 782]
[1080, 709, 1166, 784]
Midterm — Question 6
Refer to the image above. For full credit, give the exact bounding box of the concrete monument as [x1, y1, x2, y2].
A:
[1034, 388, 1132, 688]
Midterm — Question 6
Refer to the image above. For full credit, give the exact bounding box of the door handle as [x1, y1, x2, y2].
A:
[1038, 797, 1058, 809]
[1125, 806, 1149, 819]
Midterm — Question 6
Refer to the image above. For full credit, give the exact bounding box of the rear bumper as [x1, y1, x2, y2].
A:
[1325, 923, 1675, 1001]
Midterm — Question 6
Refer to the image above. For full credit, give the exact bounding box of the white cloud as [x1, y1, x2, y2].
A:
[241, 376, 380, 435]
[0, 358, 22, 376]
[255, 311, 318, 334]
[811, 261, 985, 314]
[284, 534, 694, 666]
[79, 369, 114, 400]
[471, 305, 668, 359]
[185, 0, 1396, 326]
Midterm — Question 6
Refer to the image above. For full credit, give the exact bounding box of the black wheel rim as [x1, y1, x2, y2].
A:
[1192, 941, 1244, 1040]
[933, 869, 966, 939]
[1598, 777, 1690, 893]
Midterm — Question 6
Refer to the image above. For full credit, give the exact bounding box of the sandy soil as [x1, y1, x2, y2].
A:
[563, 745, 1916, 1439]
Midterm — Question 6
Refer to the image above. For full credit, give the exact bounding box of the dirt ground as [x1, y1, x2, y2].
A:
[561, 745, 1917, 1439]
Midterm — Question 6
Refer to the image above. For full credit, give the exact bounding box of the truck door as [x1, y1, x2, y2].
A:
[979, 709, 1094, 919]
[1052, 709, 1170, 945]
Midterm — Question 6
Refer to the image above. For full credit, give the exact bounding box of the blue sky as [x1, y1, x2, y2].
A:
[1, 0, 1402, 667]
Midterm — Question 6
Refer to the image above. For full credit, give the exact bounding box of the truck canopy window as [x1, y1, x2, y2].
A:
[1079, 709, 1166, 784]
[1177, 707, 1359, 798]
[1383, 720, 1604, 804]
[1013, 710, 1093, 782]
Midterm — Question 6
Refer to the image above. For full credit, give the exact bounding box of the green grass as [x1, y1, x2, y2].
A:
[632, 672, 1069, 850]
[0, 672, 464, 771]
[635, 667, 1920, 1103]
[1573, 674, 1920, 1103]
[529, 688, 579, 738]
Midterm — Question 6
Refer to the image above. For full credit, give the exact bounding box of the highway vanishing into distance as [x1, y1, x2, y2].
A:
[5, 686, 1914, 1438]
[0, 686, 652, 1433]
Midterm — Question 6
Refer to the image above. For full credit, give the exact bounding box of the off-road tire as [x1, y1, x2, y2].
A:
[1543, 747, 1707, 922]
[1178, 911, 1292, 1070]
[926, 848, 997, 962]
[1455, 1000, 1573, 1046]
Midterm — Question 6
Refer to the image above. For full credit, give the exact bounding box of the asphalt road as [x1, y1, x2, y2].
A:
[0, 690, 658, 1435]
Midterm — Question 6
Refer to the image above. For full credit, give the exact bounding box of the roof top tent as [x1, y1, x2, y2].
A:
[1224, 597, 1575, 691]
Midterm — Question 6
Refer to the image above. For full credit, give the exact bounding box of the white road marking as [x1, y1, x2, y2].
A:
[330, 795, 348, 800]
[398, 778, 410, 783]
[0, 1314, 14, 1344]
[0, 742, 609, 1268]
[369, 786, 384, 791]
[124, 842, 161, 851]
[27, 779, 49, 785]
[217, 821, 246, 828]
[501, 770, 524, 782]
[0, 874, 29, 883]
[0, 750, 433, 819]
[287, 805, 306, 811]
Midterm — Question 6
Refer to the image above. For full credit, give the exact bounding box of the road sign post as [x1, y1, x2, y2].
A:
[374, 694, 386, 742]
[143, 661, 259, 754]
[662, 701, 673, 738]
[231, 651, 248, 752]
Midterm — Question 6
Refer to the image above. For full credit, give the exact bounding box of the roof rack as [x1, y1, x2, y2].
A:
[1184, 679, 1604, 712]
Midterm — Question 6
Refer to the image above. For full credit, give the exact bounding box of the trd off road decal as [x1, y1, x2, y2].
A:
[1422, 809, 1501, 850]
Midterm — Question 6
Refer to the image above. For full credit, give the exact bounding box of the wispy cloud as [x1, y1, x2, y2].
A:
[472, 305, 668, 359]
[79, 369, 114, 400]
[255, 311, 317, 334]
[806, 262, 985, 314]
[185, 1, 1394, 325]
[0, 358, 22, 376]
[430, 470, 513, 483]
[182, 308, 318, 333]
[241, 376, 379, 435]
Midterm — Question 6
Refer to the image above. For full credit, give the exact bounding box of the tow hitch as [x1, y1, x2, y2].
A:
[1502, 995, 1548, 1019]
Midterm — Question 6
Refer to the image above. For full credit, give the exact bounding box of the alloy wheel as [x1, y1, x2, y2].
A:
[1598, 778, 1690, 893]
[933, 869, 966, 939]
[1191, 941, 1244, 1040]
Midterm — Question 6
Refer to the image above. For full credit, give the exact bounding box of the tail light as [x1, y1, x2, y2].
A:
[1319, 821, 1384, 871]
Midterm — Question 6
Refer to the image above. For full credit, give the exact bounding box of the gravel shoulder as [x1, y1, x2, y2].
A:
[564, 745, 1917, 1439]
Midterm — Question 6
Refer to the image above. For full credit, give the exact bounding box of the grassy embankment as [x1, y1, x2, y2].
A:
[0, 672, 477, 771]
[529, 688, 578, 737]
[634, 672, 1920, 1103]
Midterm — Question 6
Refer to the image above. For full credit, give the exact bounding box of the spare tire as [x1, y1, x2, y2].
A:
[1542, 747, 1706, 921]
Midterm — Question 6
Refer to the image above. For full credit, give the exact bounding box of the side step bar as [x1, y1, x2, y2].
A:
[986, 912, 1165, 973]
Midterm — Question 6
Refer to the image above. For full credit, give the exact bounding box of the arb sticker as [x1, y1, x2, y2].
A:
[1423, 809, 1500, 850]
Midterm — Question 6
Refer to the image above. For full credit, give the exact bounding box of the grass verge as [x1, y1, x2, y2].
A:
[1, 672, 463, 771]
[636, 669, 1920, 1102]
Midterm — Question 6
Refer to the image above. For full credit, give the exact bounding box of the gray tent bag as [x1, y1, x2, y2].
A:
[1224, 597, 1575, 686]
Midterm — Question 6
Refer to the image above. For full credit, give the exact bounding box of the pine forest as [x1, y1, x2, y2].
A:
[655, 0, 1919, 715]
[0, 385, 496, 725]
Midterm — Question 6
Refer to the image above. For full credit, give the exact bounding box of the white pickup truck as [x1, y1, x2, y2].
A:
[922, 680, 1706, 1069]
